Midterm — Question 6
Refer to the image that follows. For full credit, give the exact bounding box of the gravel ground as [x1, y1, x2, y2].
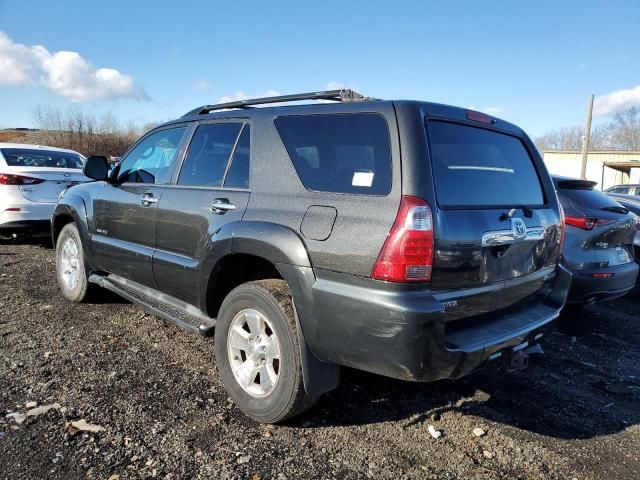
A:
[1, 238, 639, 480]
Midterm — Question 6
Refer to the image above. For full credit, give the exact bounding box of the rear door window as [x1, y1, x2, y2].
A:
[275, 113, 392, 195]
[178, 123, 242, 187]
[427, 121, 545, 208]
[223, 125, 250, 189]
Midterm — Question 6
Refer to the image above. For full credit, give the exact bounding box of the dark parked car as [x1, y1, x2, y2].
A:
[553, 176, 639, 303]
[607, 194, 640, 262]
[53, 90, 570, 422]
[605, 184, 640, 196]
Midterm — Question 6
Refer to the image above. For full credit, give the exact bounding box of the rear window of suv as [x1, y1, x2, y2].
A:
[275, 113, 392, 195]
[427, 121, 545, 208]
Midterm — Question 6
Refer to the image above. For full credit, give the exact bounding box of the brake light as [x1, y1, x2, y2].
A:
[564, 215, 614, 230]
[592, 273, 614, 278]
[372, 196, 434, 282]
[466, 110, 496, 125]
[0, 174, 44, 185]
[558, 204, 566, 249]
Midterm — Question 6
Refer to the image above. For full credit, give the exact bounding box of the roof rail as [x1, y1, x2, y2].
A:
[182, 89, 373, 117]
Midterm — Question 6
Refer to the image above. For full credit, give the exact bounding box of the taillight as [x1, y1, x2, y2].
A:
[0, 174, 45, 185]
[564, 215, 614, 230]
[372, 196, 434, 282]
[558, 204, 566, 249]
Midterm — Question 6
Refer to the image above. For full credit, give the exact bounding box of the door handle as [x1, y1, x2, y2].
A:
[210, 198, 236, 214]
[140, 192, 158, 206]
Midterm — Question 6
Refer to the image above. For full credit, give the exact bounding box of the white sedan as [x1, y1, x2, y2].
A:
[0, 143, 90, 237]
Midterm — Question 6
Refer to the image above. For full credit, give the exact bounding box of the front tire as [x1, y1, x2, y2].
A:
[56, 223, 92, 302]
[214, 280, 318, 423]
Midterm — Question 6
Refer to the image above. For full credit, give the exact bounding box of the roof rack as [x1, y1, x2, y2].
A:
[182, 89, 373, 117]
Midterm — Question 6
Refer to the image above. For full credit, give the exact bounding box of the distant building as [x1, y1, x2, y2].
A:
[543, 150, 640, 190]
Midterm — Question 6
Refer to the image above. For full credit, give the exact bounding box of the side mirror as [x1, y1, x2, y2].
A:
[83, 156, 110, 181]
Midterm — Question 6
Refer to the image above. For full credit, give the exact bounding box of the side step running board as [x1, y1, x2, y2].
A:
[89, 273, 216, 336]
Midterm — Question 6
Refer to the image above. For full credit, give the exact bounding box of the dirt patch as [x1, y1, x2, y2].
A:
[0, 130, 28, 142]
[1, 240, 639, 479]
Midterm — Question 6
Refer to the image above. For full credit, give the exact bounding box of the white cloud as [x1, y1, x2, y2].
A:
[594, 84, 640, 116]
[0, 31, 149, 102]
[218, 90, 280, 103]
[482, 106, 505, 116]
[468, 105, 506, 118]
[326, 81, 345, 90]
[193, 79, 210, 93]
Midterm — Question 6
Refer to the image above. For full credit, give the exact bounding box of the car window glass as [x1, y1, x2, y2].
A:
[275, 113, 392, 195]
[427, 121, 544, 207]
[0, 148, 84, 169]
[561, 187, 625, 210]
[178, 123, 242, 187]
[117, 127, 187, 184]
[224, 125, 250, 189]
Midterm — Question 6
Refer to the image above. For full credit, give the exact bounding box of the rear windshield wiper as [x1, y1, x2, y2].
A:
[500, 206, 534, 221]
[601, 206, 629, 214]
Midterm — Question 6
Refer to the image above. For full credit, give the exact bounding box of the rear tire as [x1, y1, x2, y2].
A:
[56, 223, 92, 302]
[214, 279, 318, 423]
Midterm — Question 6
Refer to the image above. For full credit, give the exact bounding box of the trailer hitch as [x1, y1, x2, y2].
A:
[508, 351, 529, 372]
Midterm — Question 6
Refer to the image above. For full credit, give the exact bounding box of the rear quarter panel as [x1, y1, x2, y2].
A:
[241, 103, 402, 277]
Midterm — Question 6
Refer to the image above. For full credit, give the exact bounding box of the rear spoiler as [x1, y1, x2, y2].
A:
[554, 178, 597, 190]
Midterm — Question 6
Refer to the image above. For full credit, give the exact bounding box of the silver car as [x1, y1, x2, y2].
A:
[0, 143, 89, 237]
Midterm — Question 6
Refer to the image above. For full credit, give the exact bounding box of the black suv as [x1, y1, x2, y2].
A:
[52, 90, 570, 423]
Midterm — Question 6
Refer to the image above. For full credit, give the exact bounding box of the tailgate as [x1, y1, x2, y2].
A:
[425, 120, 562, 313]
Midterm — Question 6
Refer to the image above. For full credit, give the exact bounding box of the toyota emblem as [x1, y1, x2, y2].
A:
[511, 218, 527, 238]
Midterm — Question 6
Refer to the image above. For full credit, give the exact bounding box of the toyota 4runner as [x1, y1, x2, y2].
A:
[52, 90, 571, 423]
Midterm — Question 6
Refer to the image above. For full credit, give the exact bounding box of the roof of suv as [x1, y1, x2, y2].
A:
[158, 89, 526, 137]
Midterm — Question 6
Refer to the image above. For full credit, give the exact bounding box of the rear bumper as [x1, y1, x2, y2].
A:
[0, 201, 56, 230]
[0, 219, 50, 234]
[301, 264, 572, 382]
[566, 261, 639, 303]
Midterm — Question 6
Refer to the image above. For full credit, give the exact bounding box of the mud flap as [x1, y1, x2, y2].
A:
[276, 263, 340, 397]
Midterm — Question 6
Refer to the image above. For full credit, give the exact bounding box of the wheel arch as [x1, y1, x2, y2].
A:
[52, 195, 94, 268]
[204, 221, 339, 396]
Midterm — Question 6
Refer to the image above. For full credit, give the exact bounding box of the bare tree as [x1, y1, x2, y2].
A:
[534, 126, 584, 151]
[608, 107, 640, 150]
[534, 107, 640, 152]
[30, 105, 150, 157]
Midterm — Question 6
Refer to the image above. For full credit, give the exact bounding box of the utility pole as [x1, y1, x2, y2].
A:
[580, 94, 594, 179]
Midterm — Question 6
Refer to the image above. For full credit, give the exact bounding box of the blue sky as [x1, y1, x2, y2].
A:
[1, 0, 639, 136]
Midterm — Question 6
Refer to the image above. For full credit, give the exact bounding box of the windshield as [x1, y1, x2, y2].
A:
[1, 148, 85, 169]
[427, 121, 545, 208]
